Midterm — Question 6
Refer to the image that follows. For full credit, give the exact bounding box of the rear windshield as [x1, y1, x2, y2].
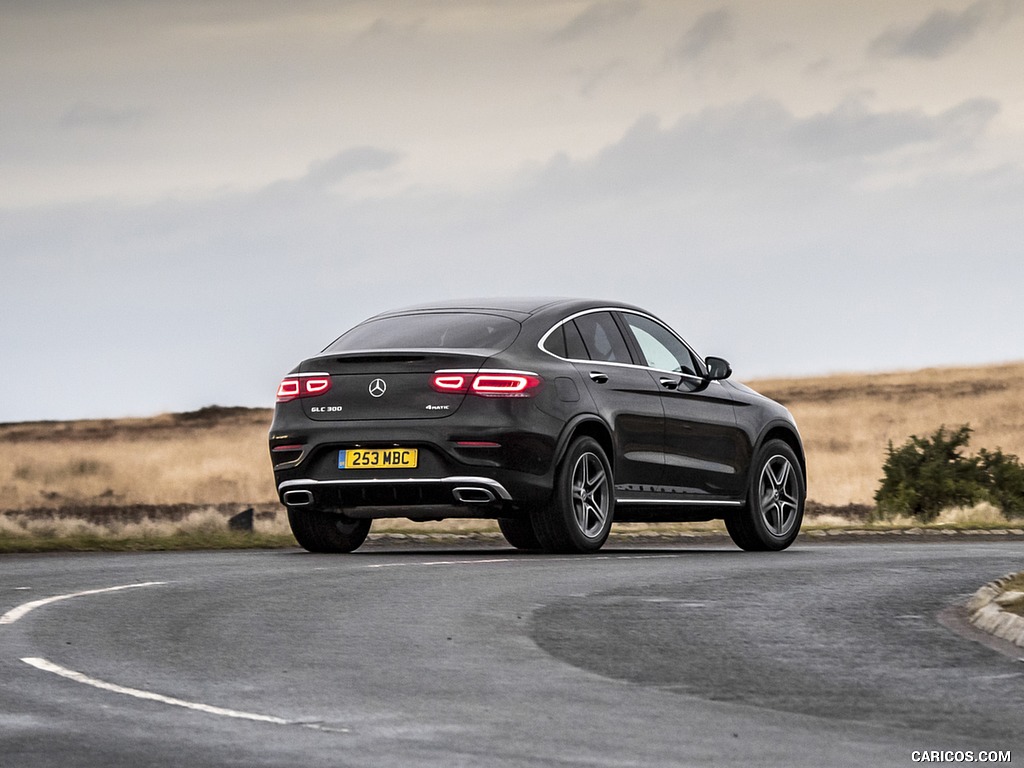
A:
[325, 312, 521, 353]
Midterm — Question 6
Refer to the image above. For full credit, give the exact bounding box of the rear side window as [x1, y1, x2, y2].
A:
[542, 321, 589, 360]
[573, 312, 633, 364]
[326, 313, 521, 353]
[564, 321, 588, 359]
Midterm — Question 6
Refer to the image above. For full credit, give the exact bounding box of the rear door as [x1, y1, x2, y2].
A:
[567, 311, 665, 491]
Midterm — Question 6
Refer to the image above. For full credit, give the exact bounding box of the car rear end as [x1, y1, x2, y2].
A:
[269, 309, 567, 521]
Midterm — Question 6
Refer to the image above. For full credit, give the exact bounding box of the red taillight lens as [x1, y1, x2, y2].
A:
[471, 373, 542, 396]
[276, 378, 301, 401]
[431, 371, 542, 398]
[276, 374, 332, 402]
[430, 374, 469, 393]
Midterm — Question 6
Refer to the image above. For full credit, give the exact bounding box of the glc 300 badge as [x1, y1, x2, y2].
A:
[368, 378, 387, 397]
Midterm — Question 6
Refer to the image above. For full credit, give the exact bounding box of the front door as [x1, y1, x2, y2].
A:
[618, 312, 746, 500]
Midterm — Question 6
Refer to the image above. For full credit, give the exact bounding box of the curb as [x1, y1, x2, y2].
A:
[966, 572, 1024, 649]
[804, 527, 1024, 538]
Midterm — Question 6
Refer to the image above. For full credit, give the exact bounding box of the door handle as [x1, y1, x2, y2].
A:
[659, 377, 680, 390]
[589, 371, 609, 384]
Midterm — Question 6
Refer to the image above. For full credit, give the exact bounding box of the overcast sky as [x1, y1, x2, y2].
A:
[3, 0, 1023, 422]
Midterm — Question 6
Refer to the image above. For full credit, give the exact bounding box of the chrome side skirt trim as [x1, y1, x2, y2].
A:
[615, 498, 743, 506]
[278, 476, 513, 501]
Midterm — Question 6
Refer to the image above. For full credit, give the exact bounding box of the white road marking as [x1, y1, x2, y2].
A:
[362, 553, 686, 570]
[6, 556, 686, 732]
[22, 657, 293, 725]
[7, 582, 348, 732]
[365, 557, 514, 568]
[0, 582, 168, 626]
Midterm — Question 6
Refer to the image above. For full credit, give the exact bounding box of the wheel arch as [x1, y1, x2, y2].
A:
[553, 415, 615, 472]
[752, 422, 807, 485]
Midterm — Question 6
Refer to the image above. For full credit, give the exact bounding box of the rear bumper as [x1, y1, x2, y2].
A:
[269, 404, 564, 515]
[278, 475, 512, 513]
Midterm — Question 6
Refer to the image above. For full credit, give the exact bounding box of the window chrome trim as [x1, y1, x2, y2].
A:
[537, 307, 708, 381]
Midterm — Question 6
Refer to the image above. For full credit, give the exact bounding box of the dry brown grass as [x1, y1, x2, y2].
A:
[2, 362, 1023, 518]
[0, 407, 277, 510]
[750, 361, 1024, 506]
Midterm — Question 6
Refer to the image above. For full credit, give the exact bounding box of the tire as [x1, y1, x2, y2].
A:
[498, 517, 542, 550]
[533, 436, 614, 554]
[726, 439, 805, 551]
[288, 508, 371, 553]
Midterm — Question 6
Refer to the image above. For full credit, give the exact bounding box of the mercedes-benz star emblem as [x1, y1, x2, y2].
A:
[368, 378, 387, 398]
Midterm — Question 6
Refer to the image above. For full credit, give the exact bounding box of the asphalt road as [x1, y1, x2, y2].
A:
[1, 540, 1022, 767]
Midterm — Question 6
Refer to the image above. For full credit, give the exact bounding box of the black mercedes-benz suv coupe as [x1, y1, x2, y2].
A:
[270, 298, 806, 554]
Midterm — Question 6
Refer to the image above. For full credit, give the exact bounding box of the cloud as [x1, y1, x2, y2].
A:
[303, 147, 403, 188]
[527, 95, 1000, 204]
[869, 0, 1019, 59]
[3, 98, 1022, 421]
[671, 8, 734, 62]
[58, 102, 148, 129]
[550, 0, 642, 42]
[788, 97, 1000, 159]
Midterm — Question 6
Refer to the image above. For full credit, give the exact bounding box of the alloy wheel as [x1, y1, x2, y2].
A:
[757, 454, 800, 537]
[571, 452, 610, 539]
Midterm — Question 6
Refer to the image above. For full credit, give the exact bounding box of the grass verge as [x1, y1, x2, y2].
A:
[1, 502, 1022, 553]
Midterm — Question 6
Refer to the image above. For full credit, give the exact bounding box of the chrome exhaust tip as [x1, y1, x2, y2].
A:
[452, 486, 496, 504]
[282, 489, 314, 507]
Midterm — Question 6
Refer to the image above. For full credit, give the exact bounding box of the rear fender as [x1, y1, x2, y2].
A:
[552, 415, 616, 474]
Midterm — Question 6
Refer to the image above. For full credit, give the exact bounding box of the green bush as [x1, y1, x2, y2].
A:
[978, 447, 1024, 517]
[874, 425, 1024, 522]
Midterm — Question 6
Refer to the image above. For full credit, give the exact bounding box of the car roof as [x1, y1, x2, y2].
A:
[365, 297, 646, 322]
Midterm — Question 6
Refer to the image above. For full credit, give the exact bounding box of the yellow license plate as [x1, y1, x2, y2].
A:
[339, 448, 418, 470]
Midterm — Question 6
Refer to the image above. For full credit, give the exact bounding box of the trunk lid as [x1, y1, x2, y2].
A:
[299, 351, 487, 421]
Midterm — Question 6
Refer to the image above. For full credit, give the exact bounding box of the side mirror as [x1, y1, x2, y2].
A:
[704, 356, 732, 381]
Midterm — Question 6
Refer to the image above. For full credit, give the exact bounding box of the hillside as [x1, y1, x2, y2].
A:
[2, 362, 1022, 513]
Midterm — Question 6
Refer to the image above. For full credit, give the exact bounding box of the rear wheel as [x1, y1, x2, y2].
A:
[726, 439, 804, 551]
[533, 436, 614, 554]
[498, 517, 542, 550]
[288, 508, 371, 553]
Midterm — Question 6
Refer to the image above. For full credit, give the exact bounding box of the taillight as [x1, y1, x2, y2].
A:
[276, 373, 332, 402]
[430, 370, 542, 398]
[431, 374, 469, 392]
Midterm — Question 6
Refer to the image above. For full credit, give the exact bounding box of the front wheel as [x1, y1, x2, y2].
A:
[725, 439, 805, 551]
[288, 508, 371, 553]
[533, 436, 614, 554]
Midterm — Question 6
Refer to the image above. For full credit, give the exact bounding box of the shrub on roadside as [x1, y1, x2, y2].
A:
[874, 425, 1024, 522]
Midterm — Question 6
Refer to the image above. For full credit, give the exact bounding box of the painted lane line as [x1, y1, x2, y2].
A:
[0, 582, 168, 626]
[362, 553, 686, 570]
[8, 583, 347, 732]
[365, 558, 515, 569]
[22, 657, 293, 725]
[23, 658, 348, 731]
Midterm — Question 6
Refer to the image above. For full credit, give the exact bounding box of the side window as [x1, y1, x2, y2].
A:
[542, 325, 567, 358]
[564, 320, 588, 360]
[573, 312, 633, 364]
[622, 313, 699, 376]
[542, 321, 590, 360]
